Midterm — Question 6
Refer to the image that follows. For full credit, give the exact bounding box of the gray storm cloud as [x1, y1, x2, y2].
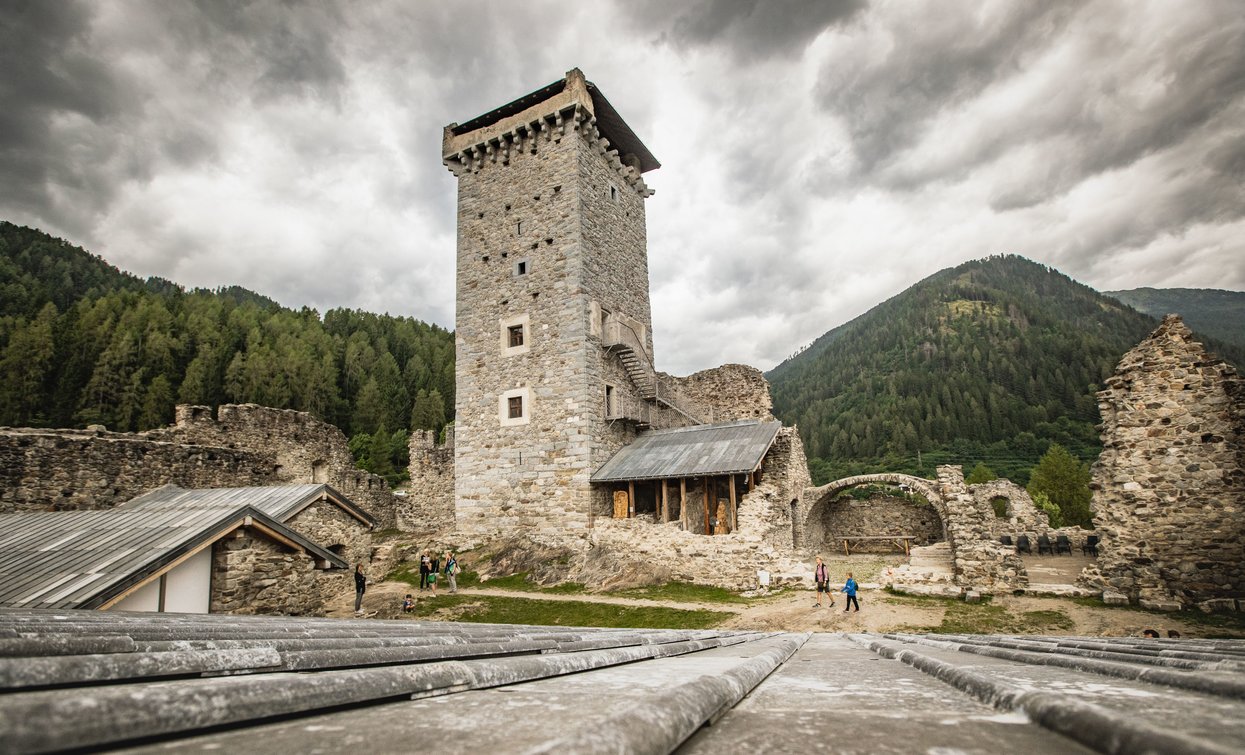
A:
[1, 0, 1242, 376]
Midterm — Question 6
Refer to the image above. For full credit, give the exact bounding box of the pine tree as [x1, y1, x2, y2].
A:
[1027, 443, 1092, 528]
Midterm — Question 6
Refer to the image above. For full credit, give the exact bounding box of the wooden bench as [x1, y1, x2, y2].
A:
[841, 535, 915, 556]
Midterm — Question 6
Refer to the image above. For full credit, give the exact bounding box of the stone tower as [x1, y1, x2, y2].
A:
[443, 69, 697, 535]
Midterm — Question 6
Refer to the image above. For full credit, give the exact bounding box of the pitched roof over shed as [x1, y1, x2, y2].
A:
[0, 495, 348, 610]
[122, 483, 377, 528]
[591, 419, 783, 483]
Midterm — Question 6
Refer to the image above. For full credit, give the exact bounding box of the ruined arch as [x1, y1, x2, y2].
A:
[802, 473, 950, 551]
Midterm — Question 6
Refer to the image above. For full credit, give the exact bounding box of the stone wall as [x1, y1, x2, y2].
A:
[403, 428, 455, 532]
[973, 480, 1049, 537]
[1, 404, 396, 530]
[666, 364, 774, 424]
[0, 427, 273, 514]
[801, 467, 1026, 591]
[209, 531, 322, 615]
[808, 496, 943, 553]
[737, 427, 812, 550]
[156, 404, 396, 528]
[1088, 315, 1245, 609]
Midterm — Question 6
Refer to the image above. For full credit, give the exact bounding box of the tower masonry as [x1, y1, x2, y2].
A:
[443, 69, 703, 535]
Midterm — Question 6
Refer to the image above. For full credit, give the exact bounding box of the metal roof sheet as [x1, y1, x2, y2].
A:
[122, 484, 377, 527]
[0, 502, 347, 610]
[591, 420, 782, 483]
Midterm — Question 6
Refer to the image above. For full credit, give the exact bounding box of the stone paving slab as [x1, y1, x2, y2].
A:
[679, 634, 1094, 755]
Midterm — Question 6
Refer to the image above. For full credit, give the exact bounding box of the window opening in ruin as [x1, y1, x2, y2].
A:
[312, 460, 328, 484]
[501, 252, 508, 258]
[501, 299, 509, 306]
[516, 220, 523, 235]
[508, 325, 524, 348]
[553, 185, 561, 194]
[482, 255, 490, 263]
[508, 395, 523, 419]
[531, 292, 539, 300]
[991, 497, 1009, 518]
[599, 308, 611, 338]
[478, 212, 484, 219]
[534, 194, 540, 201]
[605, 385, 615, 417]
[505, 203, 511, 211]
[610, 185, 618, 201]
[516, 260, 528, 275]
[328, 544, 346, 557]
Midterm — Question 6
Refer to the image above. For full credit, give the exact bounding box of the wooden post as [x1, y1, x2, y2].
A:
[680, 478, 688, 530]
[661, 479, 670, 523]
[703, 477, 711, 535]
[628, 480, 635, 518]
[729, 474, 737, 533]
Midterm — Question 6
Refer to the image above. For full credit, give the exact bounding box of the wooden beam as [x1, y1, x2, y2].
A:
[729, 474, 737, 533]
[680, 478, 688, 530]
[703, 477, 711, 535]
[628, 480, 635, 518]
[661, 479, 669, 523]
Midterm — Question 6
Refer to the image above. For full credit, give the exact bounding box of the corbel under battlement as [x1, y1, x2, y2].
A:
[442, 105, 652, 197]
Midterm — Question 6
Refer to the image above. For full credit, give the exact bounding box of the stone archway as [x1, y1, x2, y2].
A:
[802, 472, 951, 553]
[800, 466, 1026, 591]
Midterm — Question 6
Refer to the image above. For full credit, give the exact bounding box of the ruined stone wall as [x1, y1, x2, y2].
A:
[1089, 315, 1245, 609]
[209, 532, 322, 616]
[286, 501, 372, 571]
[666, 364, 774, 424]
[0, 427, 273, 514]
[972, 480, 1049, 537]
[156, 404, 396, 528]
[801, 468, 1026, 591]
[403, 428, 455, 532]
[737, 427, 812, 549]
[809, 496, 944, 552]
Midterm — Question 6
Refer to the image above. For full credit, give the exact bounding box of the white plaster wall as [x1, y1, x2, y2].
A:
[164, 548, 211, 613]
[109, 578, 159, 612]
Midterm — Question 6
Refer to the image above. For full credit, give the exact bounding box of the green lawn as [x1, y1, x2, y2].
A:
[406, 594, 730, 629]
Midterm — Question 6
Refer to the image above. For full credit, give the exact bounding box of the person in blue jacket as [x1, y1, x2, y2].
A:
[842, 572, 859, 612]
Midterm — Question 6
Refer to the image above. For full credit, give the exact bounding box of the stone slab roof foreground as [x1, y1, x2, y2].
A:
[591, 419, 783, 482]
[2, 610, 1243, 753]
[0, 487, 355, 610]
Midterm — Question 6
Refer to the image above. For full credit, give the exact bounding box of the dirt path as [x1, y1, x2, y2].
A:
[327, 579, 1228, 639]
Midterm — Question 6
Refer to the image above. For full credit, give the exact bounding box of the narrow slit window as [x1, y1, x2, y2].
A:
[605, 385, 615, 417]
[516, 260, 528, 275]
[516, 220, 523, 235]
[610, 185, 618, 201]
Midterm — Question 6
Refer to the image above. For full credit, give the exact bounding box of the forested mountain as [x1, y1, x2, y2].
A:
[1106, 287, 1245, 350]
[767, 255, 1245, 486]
[0, 222, 454, 482]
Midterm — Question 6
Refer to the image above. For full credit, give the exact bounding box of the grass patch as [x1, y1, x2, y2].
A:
[615, 581, 753, 604]
[888, 593, 1075, 634]
[407, 594, 728, 629]
[1021, 610, 1076, 631]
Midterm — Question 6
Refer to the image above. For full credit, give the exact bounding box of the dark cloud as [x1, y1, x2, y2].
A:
[624, 0, 865, 61]
[814, 3, 1080, 175]
[0, 1, 129, 232]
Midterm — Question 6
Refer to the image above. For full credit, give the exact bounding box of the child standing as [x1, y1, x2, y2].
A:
[842, 572, 859, 612]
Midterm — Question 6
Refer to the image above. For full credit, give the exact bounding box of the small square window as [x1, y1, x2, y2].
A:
[508, 395, 524, 419]
[516, 260, 528, 275]
[508, 324, 524, 348]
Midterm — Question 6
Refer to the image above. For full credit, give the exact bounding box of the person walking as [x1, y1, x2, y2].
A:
[813, 556, 835, 608]
[419, 551, 430, 591]
[427, 553, 439, 596]
[353, 563, 367, 613]
[842, 572, 859, 612]
[445, 551, 459, 594]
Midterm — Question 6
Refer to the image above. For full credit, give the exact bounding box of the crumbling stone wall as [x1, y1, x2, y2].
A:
[403, 427, 455, 532]
[737, 427, 811, 549]
[209, 532, 322, 615]
[666, 364, 774, 423]
[801, 467, 1026, 591]
[973, 480, 1048, 538]
[156, 404, 396, 528]
[1089, 315, 1245, 609]
[286, 500, 372, 571]
[809, 496, 943, 552]
[0, 427, 273, 514]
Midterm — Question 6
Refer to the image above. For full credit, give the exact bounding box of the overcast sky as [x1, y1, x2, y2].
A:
[3, 0, 1243, 375]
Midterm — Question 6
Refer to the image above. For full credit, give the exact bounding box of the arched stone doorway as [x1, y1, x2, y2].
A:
[802, 473, 951, 555]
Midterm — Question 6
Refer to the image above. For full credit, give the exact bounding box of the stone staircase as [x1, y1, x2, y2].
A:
[886, 542, 961, 596]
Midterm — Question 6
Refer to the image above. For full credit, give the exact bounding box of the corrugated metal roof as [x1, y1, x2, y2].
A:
[122, 484, 377, 527]
[0, 501, 347, 610]
[591, 420, 782, 482]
